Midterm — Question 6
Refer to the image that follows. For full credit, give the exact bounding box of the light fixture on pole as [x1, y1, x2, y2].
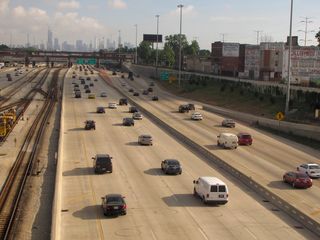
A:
[155, 15, 160, 78]
[177, 4, 183, 87]
[285, 0, 293, 115]
[134, 24, 138, 64]
[118, 30, 121, 64]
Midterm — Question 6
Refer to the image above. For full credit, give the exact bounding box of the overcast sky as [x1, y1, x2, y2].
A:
[0, 0, 319, 49]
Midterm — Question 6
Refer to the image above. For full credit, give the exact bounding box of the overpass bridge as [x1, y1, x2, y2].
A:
[0, 50, 134, 67]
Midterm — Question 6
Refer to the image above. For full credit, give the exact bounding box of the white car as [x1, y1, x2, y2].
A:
[191, 112, 203, 120]
[108, 102, 117, 109]
[100, 92, 107, 97]
[132, 112, 143, 120]
[297, 163, 320, 178]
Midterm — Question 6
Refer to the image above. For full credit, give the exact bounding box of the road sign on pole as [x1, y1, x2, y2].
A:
[160, 71, 169, 80]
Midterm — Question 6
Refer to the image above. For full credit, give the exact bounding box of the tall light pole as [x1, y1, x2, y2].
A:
[254, 30, 263, 45]
[298, 17, 314, 46]
[134, 24, 138, 64]
[285, 0, 293, 115]
[155, 15, 160, 78]
[177, 4, 183, 87]
[118, 30, 121, 64]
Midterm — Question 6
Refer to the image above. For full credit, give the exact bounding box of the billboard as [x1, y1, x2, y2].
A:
[143, 34, 162, 43]
[222, 43, 239, 57]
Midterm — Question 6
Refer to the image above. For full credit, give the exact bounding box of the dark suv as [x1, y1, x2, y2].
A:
[84, 120, 96, 130]
[161, 159, 182, 175]
[119, 98, 128, 105]
[101, 194, 126, 216]
[123, 117, 134, 126]
[129, 106, 138, 113]
[187, 103, 195, 110]
[93, 154, 112, 173]
[178, 105, 190, 113]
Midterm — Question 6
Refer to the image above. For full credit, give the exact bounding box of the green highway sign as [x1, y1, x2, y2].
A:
[76, 58, 96, 65]
[160, 71, 169, 81]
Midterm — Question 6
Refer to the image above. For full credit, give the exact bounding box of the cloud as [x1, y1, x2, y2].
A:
[53, 12, 107, 42]
[58, 0, 80, 10]
[108, 0, 127, 9]
[0, 0, 9, 14]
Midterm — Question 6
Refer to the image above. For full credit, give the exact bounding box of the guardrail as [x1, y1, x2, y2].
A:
[99, 70, 320, 237]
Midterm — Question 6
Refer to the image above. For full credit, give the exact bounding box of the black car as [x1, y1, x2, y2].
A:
[152, 96, 159, 101]
[94, 78, 98, 82]
[147, 87, 153, 92]
[187, 103, 195, 110]
[85, 120, 96, 130]
[161, 159, 182, 175]
[142, 90, 149, 95]
[123, 117, 134, 126]
[101, 194, 127, 216]
[85, 89, 91, 93]
[93, 154, 112, 173]
[179, 105, 190, 113]
[86, 77, 91, 80]
[129, 106, 138, 113]
[89, 83, 94, 87]
[119, 98, 128, 105]
[129, 88, 134, 93]
[84, 85, 89, 89]
[112, 71, 117, 75]
[96, 106, 105, 113]
[133, 92, 139, 96]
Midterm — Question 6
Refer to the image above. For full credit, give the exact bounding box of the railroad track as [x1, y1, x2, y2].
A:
[0, 68, 48, 108]
[0, 68, 60, 239]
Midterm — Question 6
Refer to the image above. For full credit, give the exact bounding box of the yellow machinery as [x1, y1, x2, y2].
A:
[0, 108, 17, 139]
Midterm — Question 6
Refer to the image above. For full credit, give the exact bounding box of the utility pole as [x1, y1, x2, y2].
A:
[220, 33, 227, 42]
[134, 24, 138, 64]
[118, 30, 121, 64]
[254, 30, 263, 45]
[177, 4, 183, 88]
[299, 17, 314, 46]
[285, 0, 293, 115]
[155, 15, 160, 79]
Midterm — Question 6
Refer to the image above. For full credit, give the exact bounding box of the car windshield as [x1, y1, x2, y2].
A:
[107, 197, 122, 204]
[309, 165, 320, 169]
[167, 160, 180, 166]
[297, 173, 309, 178]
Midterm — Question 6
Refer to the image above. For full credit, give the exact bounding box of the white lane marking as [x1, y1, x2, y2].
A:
[198, 227, 209, 240]
[245, 227, 257, 240]
[150, 229, 157, 240]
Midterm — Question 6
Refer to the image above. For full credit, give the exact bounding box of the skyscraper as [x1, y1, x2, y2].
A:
[54, 38, 60, 51]
[47, 28, 53, 50]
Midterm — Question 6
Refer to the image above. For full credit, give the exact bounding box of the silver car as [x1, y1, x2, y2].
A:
[138, 134, 153, 145]
[133, 112, 143, 120]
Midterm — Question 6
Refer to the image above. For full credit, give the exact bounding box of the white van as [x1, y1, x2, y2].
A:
[193, 177, 228, 204]
[217, 133, 238, 149]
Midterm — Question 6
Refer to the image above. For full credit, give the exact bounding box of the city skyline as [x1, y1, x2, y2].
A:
[0, 0, 319, 50]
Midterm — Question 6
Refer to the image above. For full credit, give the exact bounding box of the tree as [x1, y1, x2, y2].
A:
[0, 44, 10, 50]
[138, 41, 152, 64]
[316, 30, 320, 46]
[165, 34, 188, 68]
[185, 40, 200, 56]
[199, 49, 211, 57]
[161, 45, 175, 67]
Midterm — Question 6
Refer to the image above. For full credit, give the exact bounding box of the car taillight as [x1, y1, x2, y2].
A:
[122, 204, 127, 209]
[226, 194, 229, 198]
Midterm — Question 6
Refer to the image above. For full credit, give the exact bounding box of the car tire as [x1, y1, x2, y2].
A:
[179, 171, 182, 175]
[217, 141, 220, 146]
[104, 212, 108, 216]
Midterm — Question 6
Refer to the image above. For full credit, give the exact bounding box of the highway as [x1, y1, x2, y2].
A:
[112, 70, 320, 218]
[57, 66, 317, 239]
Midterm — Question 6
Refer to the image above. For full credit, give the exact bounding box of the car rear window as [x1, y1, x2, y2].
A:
[211, 185, 226, 192]
[310, 165, 320, 169]
[167, 160, 179, 166]
[219, 185, 226, 192]
[241, 134, 251, 139]
[97, 157, 110, 164]
[107, 197, 122, 204]
[210, 186, 217, 192]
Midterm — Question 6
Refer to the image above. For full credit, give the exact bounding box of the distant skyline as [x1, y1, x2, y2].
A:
[0, 0, 319, 50]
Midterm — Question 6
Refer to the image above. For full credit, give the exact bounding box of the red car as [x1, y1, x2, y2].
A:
[283, 172, 312, 188]
[237, 133, 253, 145]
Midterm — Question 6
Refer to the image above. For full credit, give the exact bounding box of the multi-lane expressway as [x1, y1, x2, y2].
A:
[56, 66, 319, 240]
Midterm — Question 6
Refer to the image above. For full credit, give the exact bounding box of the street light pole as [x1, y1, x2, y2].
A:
[134, 24, 138, 64]
[155, 15, 160, 79]
[118, 30, 121, 64]
[285, 0, 293, 115]
[177, 4, 183, 87]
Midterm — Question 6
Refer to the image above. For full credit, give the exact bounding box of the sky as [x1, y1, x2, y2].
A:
[0, 0, 319, 50]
